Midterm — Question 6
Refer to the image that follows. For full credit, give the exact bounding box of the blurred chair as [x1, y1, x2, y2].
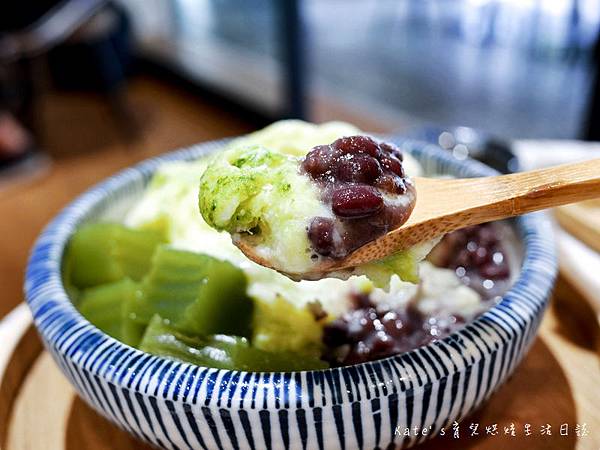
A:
[0, 0, 106, 59]
[0, 0, 138, 142]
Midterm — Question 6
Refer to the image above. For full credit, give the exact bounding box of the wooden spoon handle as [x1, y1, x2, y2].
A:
[337, 158, 600, 269]
[496, 158, 600, 213]
[437, 157, 600, 220]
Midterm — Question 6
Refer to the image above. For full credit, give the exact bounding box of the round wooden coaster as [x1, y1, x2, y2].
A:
[1, 297, 598, 450]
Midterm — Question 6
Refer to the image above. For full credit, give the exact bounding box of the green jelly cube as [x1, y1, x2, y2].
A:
[78, 278, 138, 340]
[139, 315, 240, 370]
[62, 248, 80, 302]
[252, 297, 324, 358]
[178, 258, 253, 337]
[65, 223, 165, 289]
[139, 315, 328, 371]
[129, 246, 253, 338]
[130, 246, 216, 325]
[234, 346, 329, 372]
[121, 289, 147, 348]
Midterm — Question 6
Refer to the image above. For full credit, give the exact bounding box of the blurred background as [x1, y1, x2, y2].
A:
[2, 1, 600, 158]
[1, 0, 600, 316]
[123, 0, 600, 138]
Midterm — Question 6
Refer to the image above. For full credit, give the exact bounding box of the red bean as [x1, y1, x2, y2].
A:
[480, 261, 509, 279]
[380, 142, 404, 161]
[473, 247, 489, 265]
[332, 136, 379, 157]
[302, 145, 336, 177]
[307, 217, 336, 256]
[332, 185, 383, 218]
[375, 173, 407, 194]
[336, 154, 382, 183]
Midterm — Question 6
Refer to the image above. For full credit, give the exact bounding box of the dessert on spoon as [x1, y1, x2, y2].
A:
[199, 135, 600, 280]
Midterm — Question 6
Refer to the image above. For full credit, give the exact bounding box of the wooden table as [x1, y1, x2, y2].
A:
[1, 76, 598, 449]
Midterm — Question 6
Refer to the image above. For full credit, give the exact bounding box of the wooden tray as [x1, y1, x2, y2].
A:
[1, 277, 599, 450]
[555, 200, 600, 254]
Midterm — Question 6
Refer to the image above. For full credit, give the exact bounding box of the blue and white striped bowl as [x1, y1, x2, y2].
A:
[25, 138, 557, 450]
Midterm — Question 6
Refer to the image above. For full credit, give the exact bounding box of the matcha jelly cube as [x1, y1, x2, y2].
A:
[65, 223, 165, 289]
[233, 345, 329, 372]
[252, 297, 324, 358]
[138, 315, 242, 370]
[178, 257, 253, 337]
[77, 278, 138, 340]
[139, 315, 328, 371]
[128, 246, 253, 338]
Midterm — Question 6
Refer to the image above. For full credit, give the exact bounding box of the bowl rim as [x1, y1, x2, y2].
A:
[24, 136, 557, 405]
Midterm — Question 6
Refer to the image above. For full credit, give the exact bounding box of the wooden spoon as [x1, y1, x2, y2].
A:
[236, 158, 600, 278]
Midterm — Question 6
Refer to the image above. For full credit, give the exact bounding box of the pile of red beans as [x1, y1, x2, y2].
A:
[432, 223, 511, 298]
[322, 294, 465, 366]
[302, 136, 416, 259]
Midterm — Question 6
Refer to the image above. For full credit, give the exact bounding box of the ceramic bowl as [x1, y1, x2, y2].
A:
[25, 137, 557, 450]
